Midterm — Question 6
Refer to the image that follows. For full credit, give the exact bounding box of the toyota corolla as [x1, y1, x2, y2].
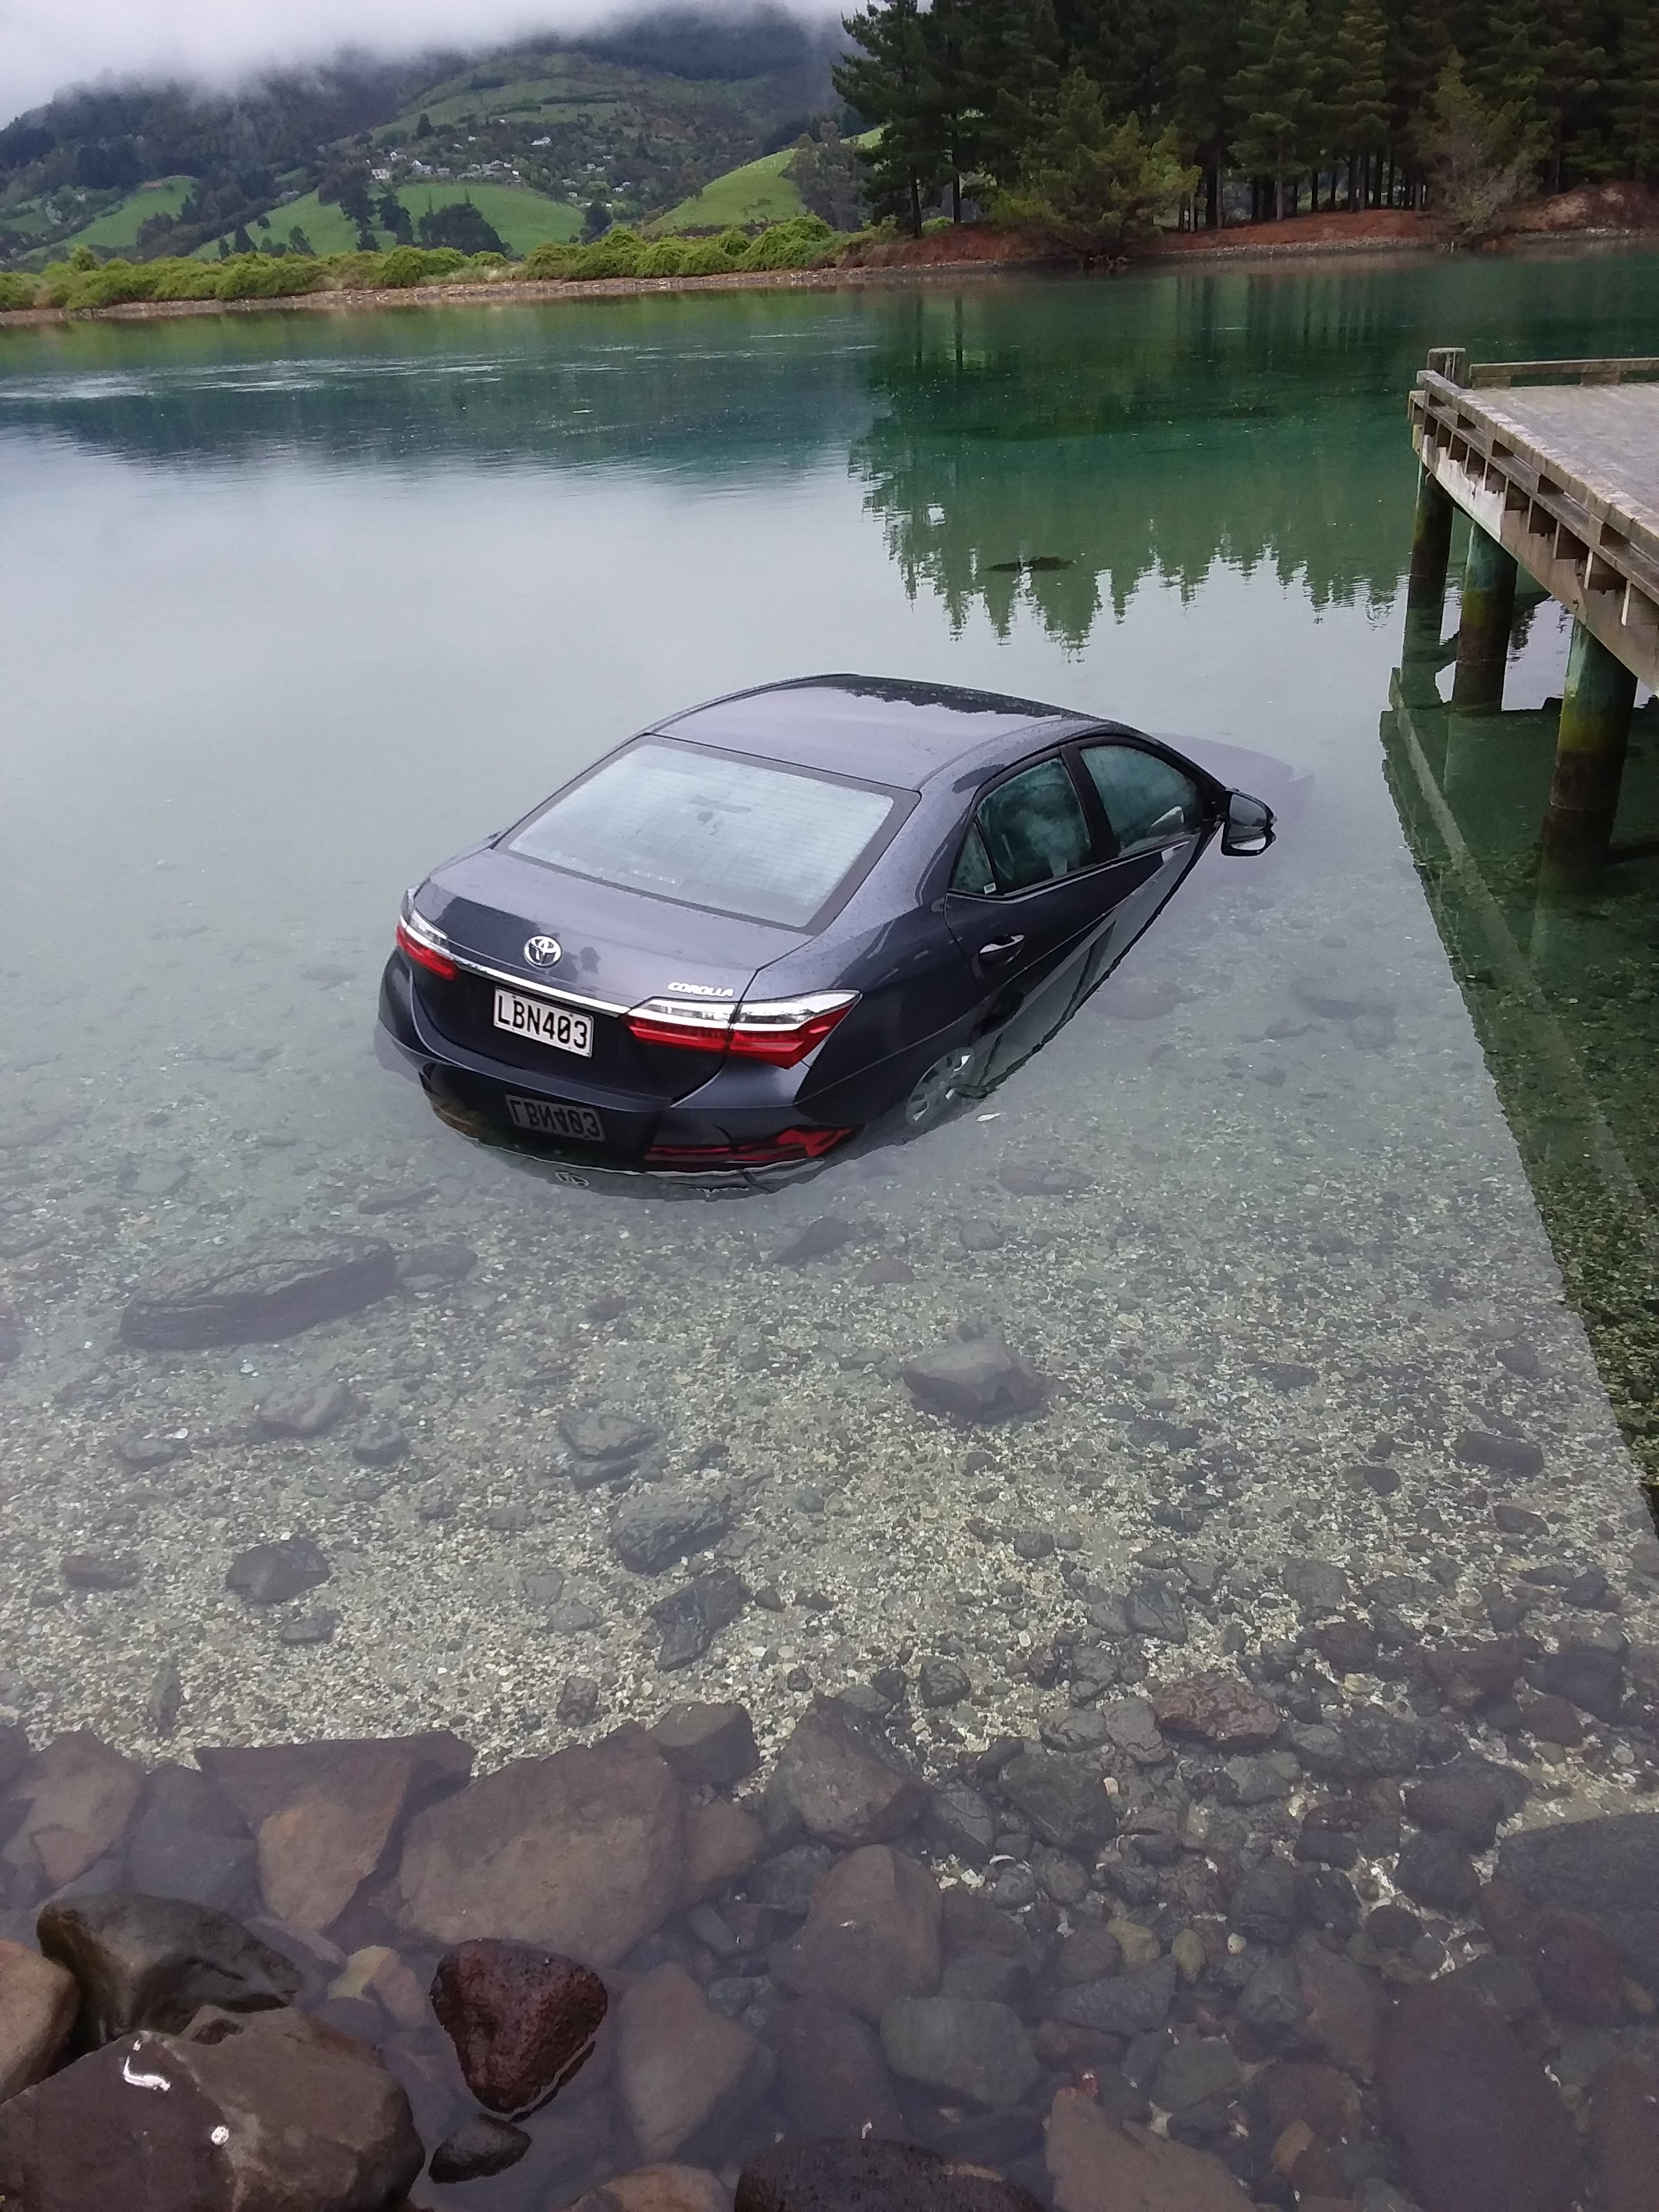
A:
[377, 675, 1275, 1181]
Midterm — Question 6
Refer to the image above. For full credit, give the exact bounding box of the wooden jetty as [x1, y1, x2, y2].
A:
[1406, 349, 1659, 886]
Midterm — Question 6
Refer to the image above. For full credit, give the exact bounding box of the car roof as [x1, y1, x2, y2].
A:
[650, 674, 1097, 790]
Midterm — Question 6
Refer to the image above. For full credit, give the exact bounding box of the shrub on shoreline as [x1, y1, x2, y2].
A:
[0, 218, 857, 314]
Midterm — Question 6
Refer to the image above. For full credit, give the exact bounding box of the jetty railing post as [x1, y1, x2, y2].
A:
[1451, 523, 1519, 712]
[1539, 619, 1639, 890]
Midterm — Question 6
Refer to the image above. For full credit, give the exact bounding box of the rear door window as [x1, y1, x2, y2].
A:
[958, 756, 1094, 895]
[508, 740, 903, 930]
[1081, 744, 1204, 857]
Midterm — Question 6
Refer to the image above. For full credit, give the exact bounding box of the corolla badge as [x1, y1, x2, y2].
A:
[523, 935, 562, 967]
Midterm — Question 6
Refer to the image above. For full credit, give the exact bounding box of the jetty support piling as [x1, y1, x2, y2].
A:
[1452, 524, 1519, 712]
[1540, 621, 1639, 890]
[1406, 467, 1454, 636]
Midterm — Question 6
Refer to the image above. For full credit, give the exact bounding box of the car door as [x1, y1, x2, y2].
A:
[1067, 738, 1212, 997]
[943, 752, 1111, 994]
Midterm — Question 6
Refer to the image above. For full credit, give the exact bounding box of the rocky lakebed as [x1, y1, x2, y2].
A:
[3, 861, 1659, 2207]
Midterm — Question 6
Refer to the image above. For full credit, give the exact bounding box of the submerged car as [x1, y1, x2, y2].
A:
[378, 675, 1275, 1181]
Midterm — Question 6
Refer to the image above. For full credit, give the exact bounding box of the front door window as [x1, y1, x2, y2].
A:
[960, 757, 1093, 893]
[1081, 744, 1203, 857]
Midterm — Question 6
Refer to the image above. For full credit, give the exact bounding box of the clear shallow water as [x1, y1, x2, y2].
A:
[3, 252, 1659, 2201]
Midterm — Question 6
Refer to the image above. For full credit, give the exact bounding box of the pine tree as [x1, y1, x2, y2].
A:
[1385, 0, 1452, 202]
[1059, 0, 1175, 121]
[1328, 0, 1389, 206]
[1229, 0, 1321, 215]
[1532, 0, 1606, 188]
[966, 0, 1064, 187]
[1614, 0, 1659, 180]
[920, 0, 984, 220]
[836, 0, 943, 232]
[1172, 0, 1245, 223]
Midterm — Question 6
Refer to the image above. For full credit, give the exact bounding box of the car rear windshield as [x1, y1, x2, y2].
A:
[507, 740, 900, 929]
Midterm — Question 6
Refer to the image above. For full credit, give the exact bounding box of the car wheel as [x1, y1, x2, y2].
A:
[903, 1046, 975, 1130]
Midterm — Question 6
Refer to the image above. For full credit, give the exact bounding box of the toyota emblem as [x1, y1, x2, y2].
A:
[523, 935, 562, 967]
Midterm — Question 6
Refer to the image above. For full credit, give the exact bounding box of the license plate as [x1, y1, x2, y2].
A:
[493, 989, 593, 1057]
[506, 1096, 605, 1142]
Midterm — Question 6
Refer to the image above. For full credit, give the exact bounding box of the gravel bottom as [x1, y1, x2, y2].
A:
[1, 846, 1654, 1831]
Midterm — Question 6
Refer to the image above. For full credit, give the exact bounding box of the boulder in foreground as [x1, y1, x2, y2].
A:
[397, 1727, 682, 1964]
[37, 1893, 302, 2046]
[0, 2003, 423, 2212]
[430, 1938, 607, 2113]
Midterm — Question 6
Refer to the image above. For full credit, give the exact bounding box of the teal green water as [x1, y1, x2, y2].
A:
[1, 264, 1658, 2137]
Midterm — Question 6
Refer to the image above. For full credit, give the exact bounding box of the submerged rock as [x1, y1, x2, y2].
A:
[37, 1894, 302, 2045]
[430, 1938, 607, 2113]
[396, 1729, 683, 1963]
[766, 1698, 932, 1846]
[428, 2112, 531, 2182]
[0, 2003, 424, 2212]
[609, 1489, 733, 1576]
[1380, 1979, 1578, 2212]
[768, 1999, 905, 2139]
[901, 1336, 1050, 1422]
[651, 1568, 748, 1669]
[773, 1845, 942, 2022]
[1, 1732, 146, 1891]
[737, 2137, 1045, 2212]
[120, 1235, 396, 1349]
[1498, 1813, 1659, 1988]
[881, 1996, 1038, 2108]
[0, 1940, 78, 2099]
[615, 1962, 774, 2165]
[224, 1536, 331, 1606]
[1151, 1672, 1281, 1750]
[647, 1702, 759, 1788]
[1045, 2085, 1245, 2212]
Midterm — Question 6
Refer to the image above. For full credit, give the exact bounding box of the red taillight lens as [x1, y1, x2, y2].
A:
[625, 991, 859, 1064]
[644, 1127, 853, 1167]
[728, 996, 857, 1067]
[624, 998, 734, 1051]
[396, 916, 457, 983]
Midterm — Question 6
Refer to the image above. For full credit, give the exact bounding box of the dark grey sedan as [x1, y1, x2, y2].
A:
[377, 674, 1274, 1180]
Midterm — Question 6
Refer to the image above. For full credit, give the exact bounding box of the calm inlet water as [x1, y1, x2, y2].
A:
[3, 253, 1659, 2203]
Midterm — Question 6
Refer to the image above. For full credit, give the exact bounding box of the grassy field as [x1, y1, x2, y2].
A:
[6, 178, 196, 254]
[197, 182, 583, 260]
[653, 150, 806, 233]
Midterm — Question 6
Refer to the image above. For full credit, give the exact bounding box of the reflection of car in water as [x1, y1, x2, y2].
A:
[377, 676, 1275, 1190]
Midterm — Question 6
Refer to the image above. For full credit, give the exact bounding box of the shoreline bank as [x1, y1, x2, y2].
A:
[2, 218, 1656, 331]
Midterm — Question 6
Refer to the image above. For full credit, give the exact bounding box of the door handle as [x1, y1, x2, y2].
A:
[977, 935, 1025, 965]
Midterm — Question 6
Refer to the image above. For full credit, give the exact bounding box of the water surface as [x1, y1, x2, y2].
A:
[3, 253, 1659, 2192]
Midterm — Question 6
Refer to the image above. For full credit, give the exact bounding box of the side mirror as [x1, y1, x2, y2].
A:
[1221, 790, 1275, 857]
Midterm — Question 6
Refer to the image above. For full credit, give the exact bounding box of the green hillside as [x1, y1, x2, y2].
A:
[57, 177, 194, 253]
[653, 148, 806, 233]
[213, 182, 582, 260]
[0, 16, 841, 269]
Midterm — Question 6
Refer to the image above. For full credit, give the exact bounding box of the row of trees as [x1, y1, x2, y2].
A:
[836, 0, 1659, 235]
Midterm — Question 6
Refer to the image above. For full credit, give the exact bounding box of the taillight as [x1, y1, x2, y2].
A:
[626, 991, 858, 1067]
[396, 914, 457, 983]
[623, 998, 735, 1050]
[644, 1127, 853, 1167]
[729, 994, 858, 1068]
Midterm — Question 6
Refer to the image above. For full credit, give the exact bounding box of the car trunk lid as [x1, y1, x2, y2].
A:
[408, 845, 798, 1103]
